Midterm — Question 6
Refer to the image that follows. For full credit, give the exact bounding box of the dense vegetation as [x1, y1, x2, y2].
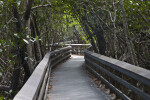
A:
[0, 0, 149, 99]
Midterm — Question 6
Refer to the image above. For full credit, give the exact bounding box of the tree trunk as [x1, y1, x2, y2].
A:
[10, 0, 34, 92]
[26, 18, 34, 72]
[119, 0, 138, 65]
[86, 18, 106, 55]
[32, 14, 44, 60]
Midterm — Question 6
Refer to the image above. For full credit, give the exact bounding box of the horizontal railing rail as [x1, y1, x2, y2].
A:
[84, 50, 150, 100]
[65, 44, 91, 55]
[13, 46, 71, 100]
[49, 44, 91, 55]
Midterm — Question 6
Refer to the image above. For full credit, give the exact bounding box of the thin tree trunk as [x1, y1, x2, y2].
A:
[30, 19, 39, 61]
[32, 14, 44, 60]
[26, 18, 34, 72]
[86, 18, 106, 55]
[119, 0, 138, 65]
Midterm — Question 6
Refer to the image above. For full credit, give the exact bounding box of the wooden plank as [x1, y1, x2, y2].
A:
[85, 58, 150, 100]
[65, 44, 91, 46]
[13, 46, 72, 100]
[13, 53, 50, 100]
[85, 64, 130, 100]
[37, 63, 50, 100]
[84, 50, 150, 86]
[43, 68, 51, 100]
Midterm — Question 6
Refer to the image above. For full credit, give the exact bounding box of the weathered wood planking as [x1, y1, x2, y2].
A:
[13, 46, 71, 100]
[84, 50, 150, 100]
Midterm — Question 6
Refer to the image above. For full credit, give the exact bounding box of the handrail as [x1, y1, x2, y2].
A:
[49, 44, 91, 55]
[13, 46, 72, 100]
[66, 44, 91, 55]
[84, 50, 150, 100]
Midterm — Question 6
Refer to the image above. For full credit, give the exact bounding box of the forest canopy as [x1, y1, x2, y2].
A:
[0, 0, 150, 99]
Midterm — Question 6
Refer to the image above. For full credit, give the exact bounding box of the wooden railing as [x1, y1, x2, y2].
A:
[49, 44, 91, 55]
[13, 46, 71, 100]
[66, 44, 91, 55]
[84, 49, 150, 100]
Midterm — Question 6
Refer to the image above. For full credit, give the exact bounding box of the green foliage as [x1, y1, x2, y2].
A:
[124, 0, 150, 30]
[0, 96, 4, 100]
[0, 0, 150, 99]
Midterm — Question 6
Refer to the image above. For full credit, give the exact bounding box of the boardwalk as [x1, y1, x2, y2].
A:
[13, 46, 150, 100]
[46, 55, 109, 100]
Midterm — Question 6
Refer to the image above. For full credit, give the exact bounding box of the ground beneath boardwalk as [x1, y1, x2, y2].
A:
[47, 55, 109, 100]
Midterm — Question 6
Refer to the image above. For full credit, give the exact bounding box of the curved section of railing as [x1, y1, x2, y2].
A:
[84, 50, 150, 100]
[49, 44, 91, 55]
[13, 46, 71, 100]
[65, 44, 91, 55]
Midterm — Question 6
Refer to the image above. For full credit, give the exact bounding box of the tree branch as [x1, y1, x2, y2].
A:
[136, 11, 150, 24]
[31, 4, 51, 10]
[12, 4, 22, 33]
[23, 0, 34, 23]
[21, 4, 51, 15]
[0, 86, 11, 91]
[0, 17, 14, 34]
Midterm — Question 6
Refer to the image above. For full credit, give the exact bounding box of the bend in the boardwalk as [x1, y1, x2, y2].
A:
[46, 55, 109, 100]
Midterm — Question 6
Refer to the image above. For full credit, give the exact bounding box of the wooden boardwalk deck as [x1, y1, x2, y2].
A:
[13, 46, 150, 100]
[46, 55, 109, 100]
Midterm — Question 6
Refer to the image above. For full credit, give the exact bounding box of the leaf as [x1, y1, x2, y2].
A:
[16, 0, 21, 6]
[14, 33, 18, 37]
[23, 39, 29, 44]
[0, 1, 3, 5]
[0, 49, 2, 52]
[0, 96, 4, 100]
[24, 57, 28, 61]
[0, 72, 2, 76]
[26, 35, 30, 38]
[9, 90, 12, 93]
[29, 58, 34, 62]
[36, 36, 39, 40]
[30, 39, 34, 42]
[13, 18, 18, 22]
[13, 55, 17, 58]
[135, 25, 141, 29]
[14, 33, 20, 38]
